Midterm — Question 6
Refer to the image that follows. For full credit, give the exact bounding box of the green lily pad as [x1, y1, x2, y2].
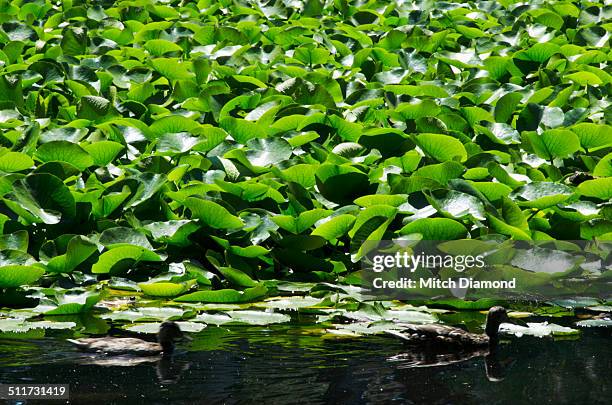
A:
[175, 284, 268, 303]
[416, 133, 467, 162]
[138, 282, 193, 297]
[577, 178, 612, 200]
[399, 218, 467, 240]
[101, 307, 186, 322]
[35, 141, 94, 171]
[511, 182, 574, 209]
[92, 246, 162, 274]
[183, 198, 243, 229]
[0, 265, 44, 288]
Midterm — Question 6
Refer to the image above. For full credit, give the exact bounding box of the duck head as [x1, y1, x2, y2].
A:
[158, 321, 185, 353]
[484, 306, 509, 342]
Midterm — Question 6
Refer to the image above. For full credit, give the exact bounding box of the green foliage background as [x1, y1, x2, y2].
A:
[0, 0, 610, 320]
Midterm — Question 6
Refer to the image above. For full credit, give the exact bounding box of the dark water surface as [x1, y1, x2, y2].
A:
[0, 323, 610, 405]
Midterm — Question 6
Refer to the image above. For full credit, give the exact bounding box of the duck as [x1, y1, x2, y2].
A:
[386, 306, 509, 348]
[67, 321, 190, 356]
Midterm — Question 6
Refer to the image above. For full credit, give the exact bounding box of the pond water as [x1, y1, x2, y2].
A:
[0, 321, 610, 404]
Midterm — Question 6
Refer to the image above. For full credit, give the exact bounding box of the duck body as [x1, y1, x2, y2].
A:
[388, 306, 509, 348]
[67, 337, 164, 355]
[387, 323, 490, 348]
[67, 321, 186, 356]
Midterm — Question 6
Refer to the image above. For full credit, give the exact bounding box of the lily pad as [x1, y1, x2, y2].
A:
[0, 318, 76, 332]
[0, 265, 44, 288]
[499, 322, 579, 337]
[124, 321, 205, 334]
[575, 319, 612, 328]
[511, 182, 574, 209]
[399, 218, 467, 240]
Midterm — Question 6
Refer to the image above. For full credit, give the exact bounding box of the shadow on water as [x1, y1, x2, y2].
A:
[0, 324, 610, 404]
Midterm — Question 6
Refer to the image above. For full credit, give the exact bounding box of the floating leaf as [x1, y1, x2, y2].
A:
[571, 123, 612, 151]
[499, 322, 579, 337]
[245, 138, 293, 166]
[5, 173, 76, 224]
[35, 290, 102, 315]
[577, 178, 612, 200]
[0, 318, 76, 332]
[196, 310, 291, 325]
[526, 129, 580, 160]
[0, 152, 34, 172]
[35, 141, 94, 171]
[565, 72, 602, 86]
[82, 141, 124, 166]
[312, 215, 356, 240]
[255, 296, 323, 310]
[416, 134, 467, 162]
[575, 319, 612, 328]
[519, 43, 560, 63]
[78, 96, 114, 121]
[92, 246, 162, 274]
[144, 39, 183, 56]
[101, 307, 186, 322]
[511, 182, 574, 209]
[399, 218, 467, 239]
[150, 116, 200, 137]
[138, 282, 191, 297]
[218, 267, 257, 288]
[183, 198, 243, 229]
[0, 265, 44, 288]
[593, 152, 612, 177]
[220, 117, 267, 143]
[316, 164, 373, 204]
[46, 235, 97, 273]
[273, 209, 331, 234]
[125, 321, 205, 334]
[150, 58, 194, 80]
[175, 284, 268, 303]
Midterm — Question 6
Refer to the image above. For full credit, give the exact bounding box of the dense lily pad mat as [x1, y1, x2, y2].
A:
[0, 0, 611, 330]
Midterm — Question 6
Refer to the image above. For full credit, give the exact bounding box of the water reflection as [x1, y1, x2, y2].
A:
[156, 356, 190, 385]
[71, 352, 191, 385]
[0, 326, 609, 404]
[388, 347, 490, 369]
[388, 344, 514, 382]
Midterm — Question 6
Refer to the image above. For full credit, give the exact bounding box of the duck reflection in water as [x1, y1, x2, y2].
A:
[73, 353, 191, 384]
[69, 321, 191, 384]
[386, 307, 515, 381]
